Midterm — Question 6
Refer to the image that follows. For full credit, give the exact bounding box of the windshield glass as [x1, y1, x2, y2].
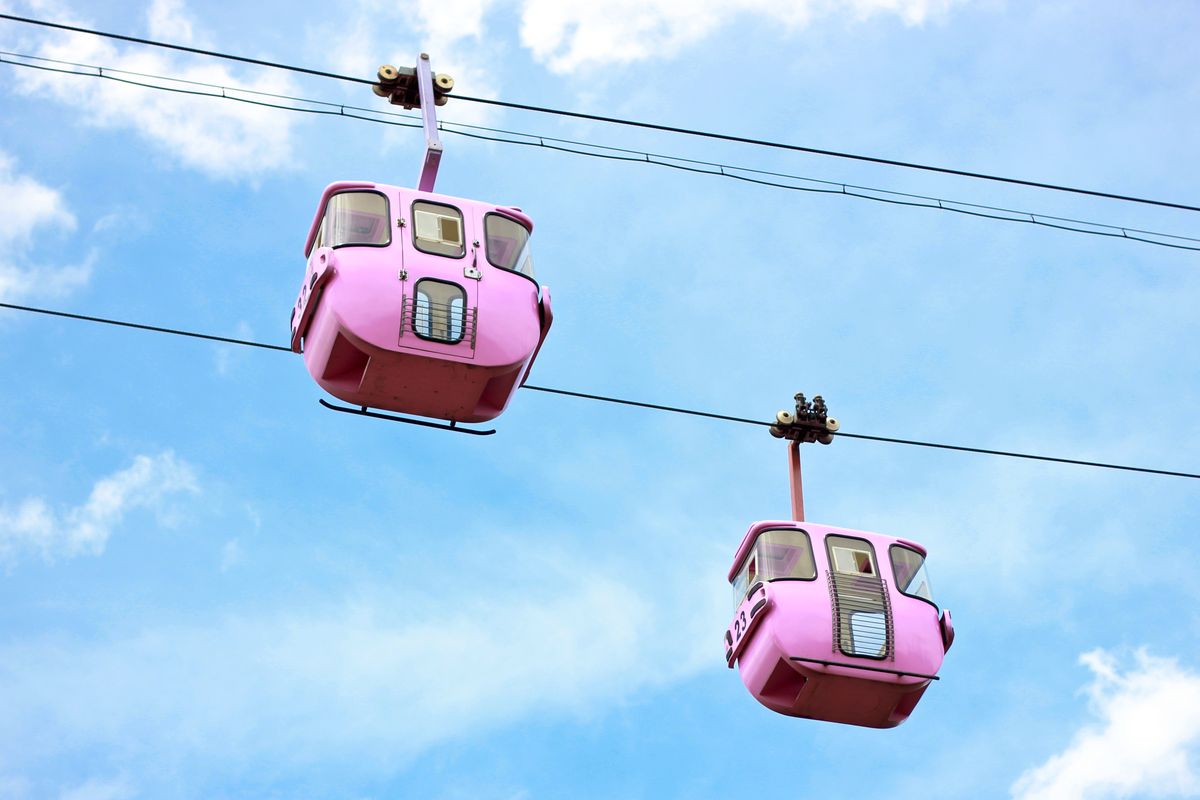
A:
[757, 529, 815, 580]
[730, 528, 814, 611]
[325, 191, 390, 248]
[413, 201, 465, 257]
[890, 545, 935, 604]
[485, 214, 534, 277]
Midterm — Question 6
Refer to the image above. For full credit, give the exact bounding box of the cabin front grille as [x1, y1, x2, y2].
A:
[400, 294, 477, 348]
[827, 571, 894, 661]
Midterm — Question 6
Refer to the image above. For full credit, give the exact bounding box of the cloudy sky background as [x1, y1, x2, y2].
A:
[1, 0, 1199, 797]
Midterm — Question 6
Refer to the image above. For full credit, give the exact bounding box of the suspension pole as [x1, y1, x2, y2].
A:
[770, 392, 837, 523]
[415, 53, 443, 192]
[788, 440, 805, 522]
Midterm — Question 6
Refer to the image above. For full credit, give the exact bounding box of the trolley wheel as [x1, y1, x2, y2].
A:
[435, 95, 448, 106]
[377, 64, 400, 83]
[769, 425, 784, 439]
[776, 410, 796, 425]
[434, 73, 455, 92]
[824, 417, 840, 432]
[372, 83, 392, 98]
[818, 433, 834, 445]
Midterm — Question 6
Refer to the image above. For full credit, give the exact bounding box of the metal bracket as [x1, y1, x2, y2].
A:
[371, 54, 455, 193]
[769, 393, 839, 444]
[768, 393, 840, 523]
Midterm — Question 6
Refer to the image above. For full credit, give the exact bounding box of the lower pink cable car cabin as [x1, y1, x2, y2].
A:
[725, 521, 953, 727]
[725, 395, 953, 728]
[289, 181, 552, 425]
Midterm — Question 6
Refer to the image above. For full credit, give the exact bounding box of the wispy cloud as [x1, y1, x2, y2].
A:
[0, 451, 199, 565]
[0, 149, 92, 302]
[7, 0, 300, 180]
[316, 0, 502, 129]
[519, 0, 964, 73]
[0, 535, 725, 773]
[1012, 649, 1200, 800]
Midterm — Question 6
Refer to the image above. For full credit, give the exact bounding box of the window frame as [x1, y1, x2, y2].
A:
[825, 534, 880, 577]
[755, 527, 818, 583]
[411, 277, 468, 345]
[825, 534, 890, 661]
[888, 543, 939, 611]
[730, 526, 817, 609]
[482, 212, 540, 290]
[323, 190, 392, 251]
[411, 200, 467, 260]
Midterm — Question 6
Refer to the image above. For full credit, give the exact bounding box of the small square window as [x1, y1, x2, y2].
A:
[413, 201, 465, 257]
[830, 541, 876, 576]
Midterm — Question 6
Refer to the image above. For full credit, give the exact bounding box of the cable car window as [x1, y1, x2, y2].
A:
[890, 545, 936, 606]
[849, 612, 889, 657]
[828, 537, 877, 576]
[413, 279, 466, 343]
[485, 213, 534, 277]
[413, 201, 465, 257]
[826, 536, 890, 659]
[757, 529, 816, 580]
[731, 551, 757, 612]
[325, 191, 390, 248]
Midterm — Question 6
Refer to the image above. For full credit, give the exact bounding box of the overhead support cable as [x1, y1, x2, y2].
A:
[2, 12, 1197, 214]
[3, 300, 1197, 481]
[2, 52, 1196, 253]
[0, 11, 377, 87]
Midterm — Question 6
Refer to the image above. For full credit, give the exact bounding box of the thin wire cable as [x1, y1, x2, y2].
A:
[2, 11, 1197, 214]
[2, 301, 1196, 480]
[0, 12, 376, 87]
[3, 52, 1196, 253]
[0, 301, 291, 352]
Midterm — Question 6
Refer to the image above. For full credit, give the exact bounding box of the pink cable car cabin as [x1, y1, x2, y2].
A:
[289, 56, 552, 432]
[725, 396, 954, 728]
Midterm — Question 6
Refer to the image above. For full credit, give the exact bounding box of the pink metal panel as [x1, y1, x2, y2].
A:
[726, 519, 948, 728]
[294, 181, 549, 423]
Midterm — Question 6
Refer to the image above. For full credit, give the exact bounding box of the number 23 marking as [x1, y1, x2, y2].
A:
[733, 609, 748, 640]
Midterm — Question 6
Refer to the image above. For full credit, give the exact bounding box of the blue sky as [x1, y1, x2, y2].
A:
[1, 0, 1199, 798]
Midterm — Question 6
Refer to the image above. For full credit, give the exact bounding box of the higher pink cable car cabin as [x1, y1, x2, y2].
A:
[725, 395, 954, 728]
[289, 56, 552, 434]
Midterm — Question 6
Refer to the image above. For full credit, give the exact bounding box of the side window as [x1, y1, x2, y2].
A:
[890, 545, 936, 605]
[757, 529, 816, 580]
[413, 201, 465, 257]
[325, 191, 390, 248]
[730, 548, 758, 611]
[413, 279, 465, 343]
[485, 213, 532, 273]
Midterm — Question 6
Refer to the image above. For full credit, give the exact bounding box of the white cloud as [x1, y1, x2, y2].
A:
[0, 538, 725, 770]
[213, 321, 255, 376]
[1012, 649, 1200, 800]
[316, 0, 503, 130]
[146, 0, 196, 44]
[9, 0, 299, 179]
[0, 451, 199, 565]
[518, 0, 964, 73]
[0, 150, 92, 301]
[218, 538, 242, 571]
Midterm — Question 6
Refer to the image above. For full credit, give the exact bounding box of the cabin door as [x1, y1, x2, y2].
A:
[397, 196, 479, 359]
